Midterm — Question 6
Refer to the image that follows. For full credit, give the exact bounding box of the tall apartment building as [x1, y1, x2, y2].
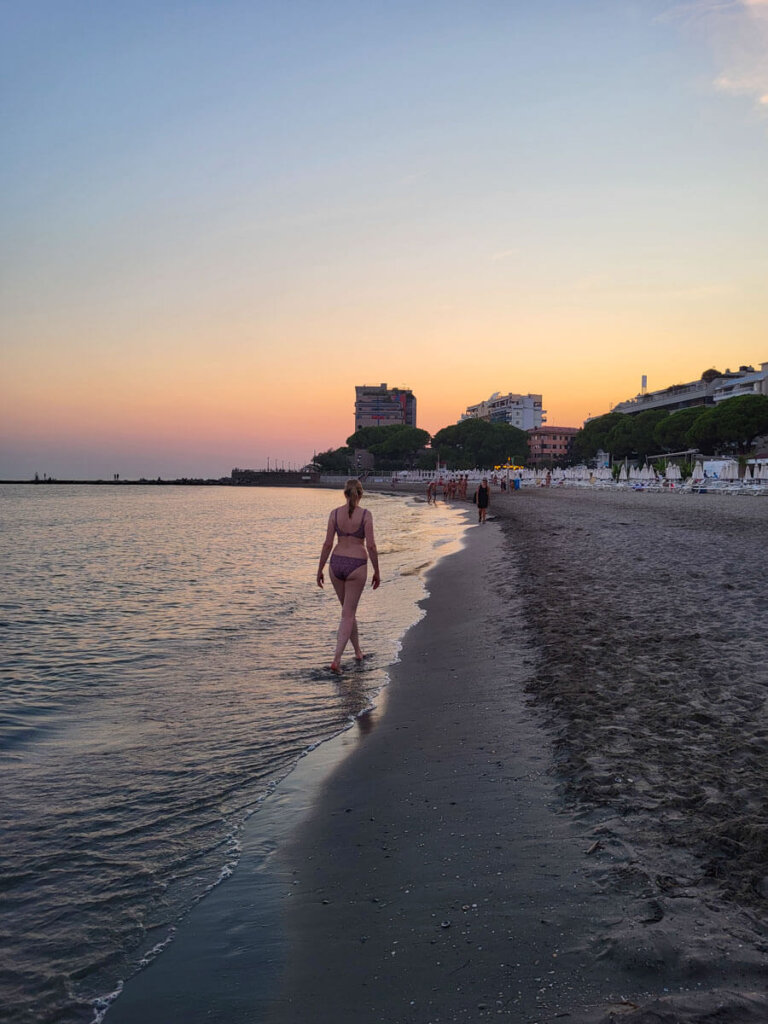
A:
[354, 383, 417, 431]
[461, 391, 545, 431]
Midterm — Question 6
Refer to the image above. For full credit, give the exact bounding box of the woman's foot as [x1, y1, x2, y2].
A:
[330, 661, 341, 674]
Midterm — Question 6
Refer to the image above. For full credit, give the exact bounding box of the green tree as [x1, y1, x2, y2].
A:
[605, 415, 637, 460]
[415, 448, 439, 471]
[629, 409, 669, 462]
[431, 419, 528, 469]
[571, 412, 623, 462]
[600, 410, 667, 462]
[372, 426, 431, 465]
[700, 368, 722, 384]
[684, 409, 719, 455]
[654, 406, 706, 451]
[687, 395, 768, 455]
[312, 447, 351, 472]
[346, 425, 405, 450]
[346, 424, 431, 469]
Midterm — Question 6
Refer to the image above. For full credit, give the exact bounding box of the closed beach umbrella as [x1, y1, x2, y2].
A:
[619, 464, 628, 482]
[743, 464, 753, 482]
[692, 461, 704, 482]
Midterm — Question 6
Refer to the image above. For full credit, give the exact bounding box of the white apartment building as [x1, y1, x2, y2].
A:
[461, 391, 545, 431]
[712, 362, 768, 403]
[612, 361, 768, 416]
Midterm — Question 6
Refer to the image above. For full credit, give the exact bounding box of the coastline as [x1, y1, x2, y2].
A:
[265, 489, 768, 1023]
[100, 498, 473, 1024]
[266, 520, 634, 1023]
[104, 489, 768, 1023]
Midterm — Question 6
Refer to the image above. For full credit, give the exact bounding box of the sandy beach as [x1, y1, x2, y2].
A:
[106, 488, 768, 1023]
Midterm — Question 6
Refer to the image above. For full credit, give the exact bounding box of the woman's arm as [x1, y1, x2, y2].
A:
[316, 512, 335, 588]
[364, 513, 380, 590]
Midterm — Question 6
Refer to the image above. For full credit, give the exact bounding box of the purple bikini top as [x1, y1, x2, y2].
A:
[335, 508, 367, 539]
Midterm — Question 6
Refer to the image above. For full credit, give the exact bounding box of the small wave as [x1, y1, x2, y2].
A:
[137, 930, 177, 970]
[91, 979, 124, 1024]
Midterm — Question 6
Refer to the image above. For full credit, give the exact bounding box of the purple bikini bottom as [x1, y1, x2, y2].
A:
[329, 554, 367, 581]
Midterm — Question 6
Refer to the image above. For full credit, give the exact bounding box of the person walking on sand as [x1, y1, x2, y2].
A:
[475, 477, 490, 523]
[317, 479, 380, 672]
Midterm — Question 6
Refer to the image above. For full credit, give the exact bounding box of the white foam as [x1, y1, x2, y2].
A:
[137, 929, 177, 969]
[91, 980, 123, 1024]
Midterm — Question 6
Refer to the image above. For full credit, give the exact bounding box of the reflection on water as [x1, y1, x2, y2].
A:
[333, 668, 380, 736]
[0, 484, 466, 1024]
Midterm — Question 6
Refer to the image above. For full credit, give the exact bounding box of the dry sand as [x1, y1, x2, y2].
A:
[494, 487, 768, 1022]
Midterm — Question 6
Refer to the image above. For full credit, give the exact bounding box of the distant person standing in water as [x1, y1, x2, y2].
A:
[475, 477, 490, 524]
[317, 479, 380, 672]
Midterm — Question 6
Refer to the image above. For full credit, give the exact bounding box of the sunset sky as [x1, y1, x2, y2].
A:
[3, 0, 768, 479]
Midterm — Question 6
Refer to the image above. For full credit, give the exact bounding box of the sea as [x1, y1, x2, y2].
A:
[0, 484, 469, 1024]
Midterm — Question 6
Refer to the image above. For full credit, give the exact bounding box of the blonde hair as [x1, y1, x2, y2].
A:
[344, 478, 363, 517]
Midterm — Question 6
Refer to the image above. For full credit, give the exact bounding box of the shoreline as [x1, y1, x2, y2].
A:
[105, 489, 768, 1023]
[264, 489, 768, 1022]
[265, 521, 638, 1023]
[101, 500, 474, 1024]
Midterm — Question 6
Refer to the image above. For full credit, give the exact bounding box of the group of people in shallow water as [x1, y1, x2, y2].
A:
[428, 475, 491, 522]
[317, 476, 494, 670]
[426, 475, 469, 503]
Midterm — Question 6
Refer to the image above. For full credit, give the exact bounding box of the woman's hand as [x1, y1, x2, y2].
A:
[371, 571, 381, 590]
[317, 571, 324, 588]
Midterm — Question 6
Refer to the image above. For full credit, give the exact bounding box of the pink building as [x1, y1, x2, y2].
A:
[528, 426, 578, 466]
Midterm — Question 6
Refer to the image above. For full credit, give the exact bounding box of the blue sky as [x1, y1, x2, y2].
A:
[3, 1, 768, 477]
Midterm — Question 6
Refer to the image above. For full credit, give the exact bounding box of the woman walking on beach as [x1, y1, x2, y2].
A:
[317, 479, 380, 672]
[475, 477, 490, 523]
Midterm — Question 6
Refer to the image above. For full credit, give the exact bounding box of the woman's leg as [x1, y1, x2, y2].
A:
[349, 618, 363, 660]
[330, 572, 363, 659]
[330, 565, 367, 668]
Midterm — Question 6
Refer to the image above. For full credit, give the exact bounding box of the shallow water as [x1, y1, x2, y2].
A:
[0, 484, 467, 1023]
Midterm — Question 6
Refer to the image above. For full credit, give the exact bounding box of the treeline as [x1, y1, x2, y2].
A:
[312, 419, 529, 472]
[573, 395, 768, 463]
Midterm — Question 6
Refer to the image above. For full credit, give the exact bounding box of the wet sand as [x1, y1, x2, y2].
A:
[269, 490, 768, 1023]
[106, 489, 768, 1023]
